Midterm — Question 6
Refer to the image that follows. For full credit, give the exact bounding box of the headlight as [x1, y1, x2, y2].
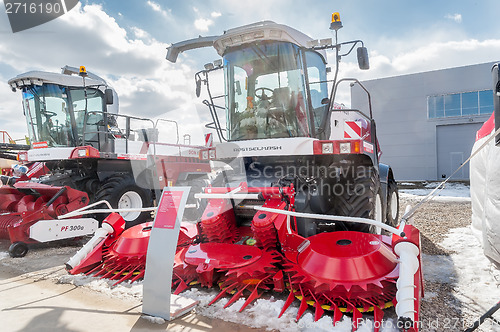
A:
[78, 149, 87, 157]
[339, 142, 351, 154]
[209, 149, 216, 159]
[321, 142, 334, 154]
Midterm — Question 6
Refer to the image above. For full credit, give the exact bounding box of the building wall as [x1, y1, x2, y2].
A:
[351, 61, 496, 181]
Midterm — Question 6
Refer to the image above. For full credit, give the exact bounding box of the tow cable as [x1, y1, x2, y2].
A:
[465, 301, 500, 332]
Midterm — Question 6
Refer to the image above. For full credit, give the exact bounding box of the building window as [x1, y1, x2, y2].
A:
[479, 90, 494, 114]
[428, 90, 493, 119]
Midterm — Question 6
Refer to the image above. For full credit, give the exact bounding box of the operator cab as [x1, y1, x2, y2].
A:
[169, 21, 369, 144]
[9, 67, 117, 149]
[22, 84, 106, 147]
[221, 29, 329, 141]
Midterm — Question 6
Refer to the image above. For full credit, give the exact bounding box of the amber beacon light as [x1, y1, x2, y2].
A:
[330, 12, 343, 30]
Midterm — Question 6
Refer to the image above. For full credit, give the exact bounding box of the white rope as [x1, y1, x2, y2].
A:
[253, 206, 405, 236]
[58, 206, 156, 219]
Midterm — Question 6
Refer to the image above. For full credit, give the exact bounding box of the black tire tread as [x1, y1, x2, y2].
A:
[9, 241, 29, 258]
[181, 177, 209, 220]
[334, 167, 379, 232]
[386, 179, 399, 227]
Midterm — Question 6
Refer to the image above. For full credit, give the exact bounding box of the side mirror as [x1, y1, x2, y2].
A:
[195, 77, 202, 98]
[357, 47, 370, 70]
[235, 81, 242, 96]
[104, 88, 114, 105]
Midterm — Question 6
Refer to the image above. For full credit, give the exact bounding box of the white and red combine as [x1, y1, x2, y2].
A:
[0, 65, 211, 256]
[65, 14, 424, 331]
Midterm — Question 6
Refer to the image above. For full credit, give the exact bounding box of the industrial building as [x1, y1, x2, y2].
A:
[351, 61, 496, 181]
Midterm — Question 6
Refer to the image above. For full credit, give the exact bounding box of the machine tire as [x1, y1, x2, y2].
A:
[9, 241, 29, 258]
[369, 189, 384, 234]
[95, 175, 153, 228]
[182, 177, 208, 221]
[386, 179, 399, 227]
[334, 166, 380, 233]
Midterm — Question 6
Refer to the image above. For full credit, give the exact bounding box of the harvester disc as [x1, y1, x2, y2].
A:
[284, 231, 398, 314]
[86, 222, 152, 285]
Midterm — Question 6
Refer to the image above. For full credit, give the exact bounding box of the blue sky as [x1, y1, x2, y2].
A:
[1, 0, 500, 142]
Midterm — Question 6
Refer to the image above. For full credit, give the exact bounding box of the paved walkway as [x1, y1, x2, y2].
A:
[0, 241, 259, 332]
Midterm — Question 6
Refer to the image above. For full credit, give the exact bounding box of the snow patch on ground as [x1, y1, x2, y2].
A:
[58, 273, 400, 331]
[0, 251, 9, 260]
[438, 226, 500, 315]
[180, 288, 399, 332]
[422, 291, 437, 301]
[140, 315, 166, 324]
[400, 182, 471, 202]
[400, 193, 471, 203]
[57, 274, 143, 300]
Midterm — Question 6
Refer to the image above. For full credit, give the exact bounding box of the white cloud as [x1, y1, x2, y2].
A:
[0, 72, 27, 141]
[146, 0, 171, 18]
[192, 8, 221, 32]
[131, 27, 150, 40]
[194, 18, 214, 32]
[445, 13, 462, 23]
[331, 38, 500, 106]
[375, 39, 500, 77]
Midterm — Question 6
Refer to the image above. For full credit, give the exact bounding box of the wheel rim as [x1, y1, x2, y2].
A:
[372, 193, 383, 235]
[118, 191, 143, 221]
[390, 190, 398, 220]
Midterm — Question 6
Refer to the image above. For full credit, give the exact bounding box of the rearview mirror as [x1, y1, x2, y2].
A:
[195, 77, 202, 98]
[104, 88, 114, 105]
[357, 47, 370, 70]
[235, 81, 242, 96]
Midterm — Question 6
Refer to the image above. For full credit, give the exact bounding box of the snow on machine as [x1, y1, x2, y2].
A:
[67, 14, 423, 331]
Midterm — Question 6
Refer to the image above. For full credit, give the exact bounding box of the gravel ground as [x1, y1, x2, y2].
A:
[401, 196, 472, 255]
[399, 194, 499, 332]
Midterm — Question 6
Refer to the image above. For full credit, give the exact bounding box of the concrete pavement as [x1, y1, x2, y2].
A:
[0, 240, 260, 332]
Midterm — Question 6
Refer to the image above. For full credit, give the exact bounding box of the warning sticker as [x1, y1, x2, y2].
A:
[363, 141, 374, 153]
[154, 190, 184, 229]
